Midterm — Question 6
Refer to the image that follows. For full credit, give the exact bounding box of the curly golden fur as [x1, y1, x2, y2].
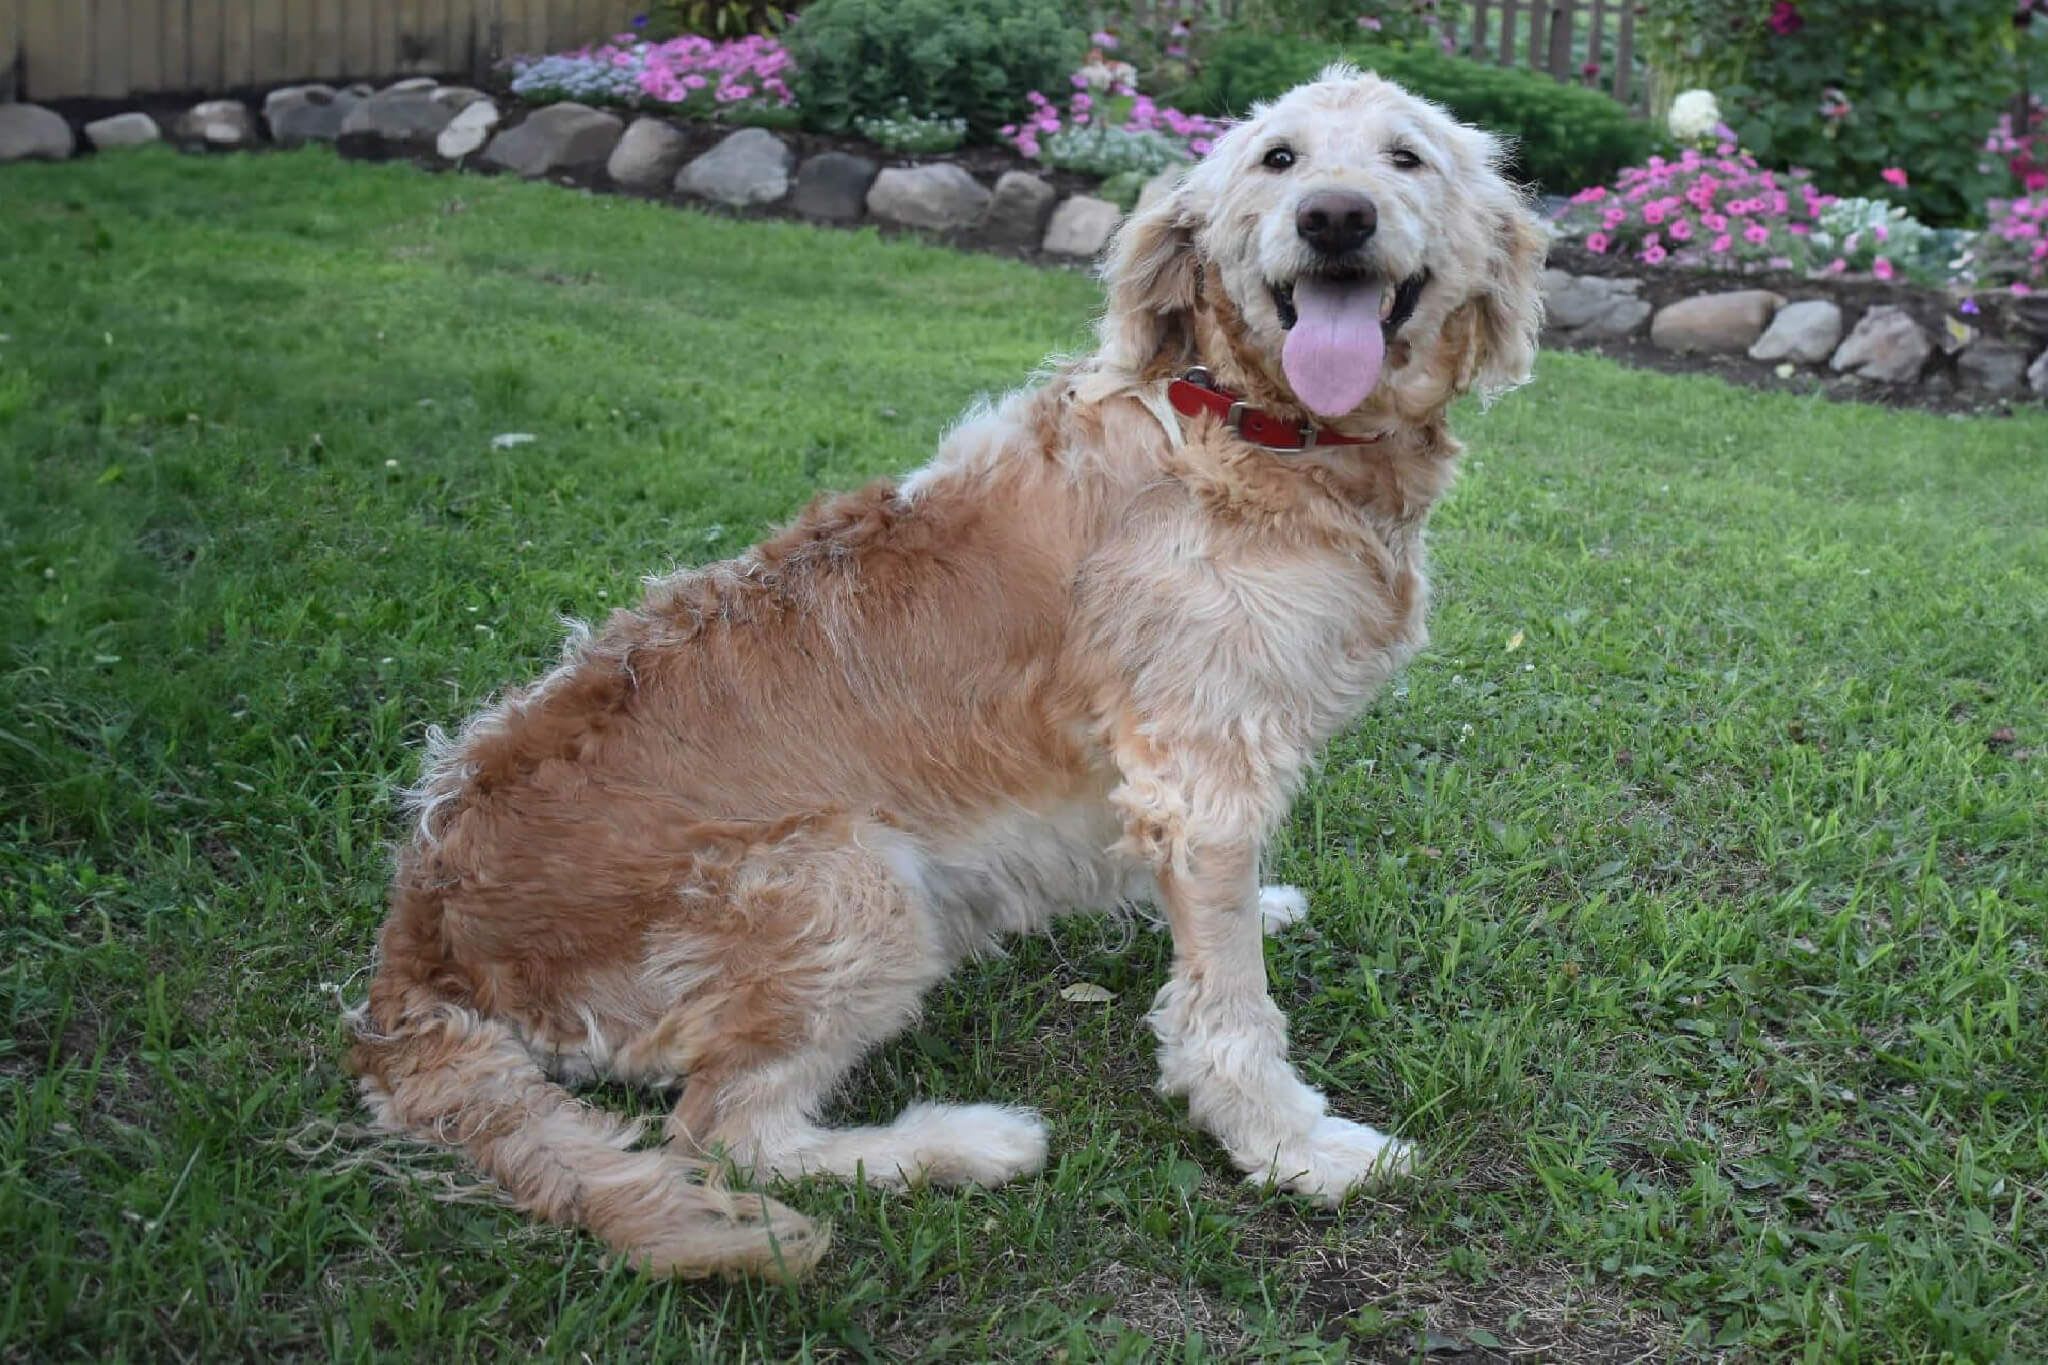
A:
[347, 66, 1545, 1279]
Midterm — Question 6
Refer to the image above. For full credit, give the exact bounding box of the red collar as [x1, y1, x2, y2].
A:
[1166, 368, 1380, 453]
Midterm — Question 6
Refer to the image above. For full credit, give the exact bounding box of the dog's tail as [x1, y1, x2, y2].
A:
[347, 997, 827, 1280]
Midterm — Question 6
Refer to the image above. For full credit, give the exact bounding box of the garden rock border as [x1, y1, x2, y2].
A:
[7, 86, 2045, 411]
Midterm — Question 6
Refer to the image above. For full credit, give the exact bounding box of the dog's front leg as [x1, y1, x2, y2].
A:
[1115, 755, 1413, 1203]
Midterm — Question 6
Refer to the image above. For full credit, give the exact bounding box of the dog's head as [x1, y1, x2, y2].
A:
[1101, 65, 1545, 424]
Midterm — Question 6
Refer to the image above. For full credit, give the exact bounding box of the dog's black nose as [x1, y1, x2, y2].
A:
[1295, 190, 1378, 256]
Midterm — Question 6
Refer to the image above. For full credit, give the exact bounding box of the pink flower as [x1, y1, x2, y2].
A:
[1358, 14, 1383, 29]
[1668, 218, 1694, 241]
[2015, 282, 2035, 296]
[1702, 212, 1728, 232]
[1881, 167, 1909, 188]
[1873, 257, 1895, 280]
[1572, 185, 1608, 204]
[1710, 234, 1733, 253]
[1585, 231, 1611, 254]
[1602, 208, 1627, 230]
[1825, 257, 1848, 275]
[1089, 29, 1119, 48]
[1744, 223, 1770, 246]
[1642, 202, 1666, 225]
[1643, 244, 1668, 265]
[1768, 0, 1803, 34]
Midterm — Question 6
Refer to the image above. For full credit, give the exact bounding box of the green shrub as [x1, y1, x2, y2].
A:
[786, 0, 1083, 141]
[1719, 0, 2023, 226]
[1038, 126, 1190, 177]
[1176, 32, 1661, 194]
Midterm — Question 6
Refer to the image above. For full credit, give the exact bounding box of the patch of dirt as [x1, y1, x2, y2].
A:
[1242, 1206, 1692, 1363]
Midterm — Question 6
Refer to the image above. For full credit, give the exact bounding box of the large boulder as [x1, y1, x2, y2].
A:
[674, 127, 791, 206]
[791, 151, 878, 221]
[1042, 195, 1123, 258]
[84, 112, 160, 150]
[269, 88, 360, 146]
[867, 163, 990, 232]
[607, 116, 689, 190]
[480, 103, 624, 178]
[1829, 306, 1932, 383]
[981, 170, 1057, 247]
[177, 99, 258, 148]
[1748, 299, 1843, 364]
[1956, 340, 2033, 395]
[340, 85, 458, 143]
[1542, 270, 1652, 338]
[435, 99, 501, 160]
[1650, 289, 1784, 354]
[0, 103, 75, 161]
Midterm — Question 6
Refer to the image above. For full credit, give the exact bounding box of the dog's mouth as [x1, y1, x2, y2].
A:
[1270, 268, 1430, 418]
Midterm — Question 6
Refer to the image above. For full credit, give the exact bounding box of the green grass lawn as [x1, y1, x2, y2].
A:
[3, 148, 2045, 1363]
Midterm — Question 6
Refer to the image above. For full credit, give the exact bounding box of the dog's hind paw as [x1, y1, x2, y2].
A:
[1258, 884, 1309, 935]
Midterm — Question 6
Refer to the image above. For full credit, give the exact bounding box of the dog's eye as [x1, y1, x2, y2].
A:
[1389, 147, 1424, 171]
[1261, 146, 1296, 171]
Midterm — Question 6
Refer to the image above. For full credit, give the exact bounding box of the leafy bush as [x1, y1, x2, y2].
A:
[1957, 193, 2048, 294]
[506, 35, 795, 117]
[650, 0, 800, 40]
[1175, 32, 1660, 193]
[854, 105, 968, 154]
[999, 84, 1223, 163]
[1710, 0, 2026, 225]
[1039, 125, 1191, 177]
[1808, 197, 1973, 285]
[785, 0, 1082, 141]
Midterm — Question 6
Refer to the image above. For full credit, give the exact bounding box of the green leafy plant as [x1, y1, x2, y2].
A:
[1038, 125, 1191, 177]
[785, 0, 1083, 141]
[1716, 0, 2025, 225]
[1177, 32, 1663, 193]
[650, 0, 799, 39]
[853, 103, 969, 154]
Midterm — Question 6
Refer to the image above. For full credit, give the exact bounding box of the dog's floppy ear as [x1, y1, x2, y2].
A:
[1457, 197, 1547, 401]
[1098, 178, 1201, 378]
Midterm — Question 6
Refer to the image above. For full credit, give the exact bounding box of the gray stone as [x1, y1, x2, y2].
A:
[84, 112, 160, 150]
[177, 99, 258, 147]
[2030, 346, 2048, 398]
[1651, 289, 1785, 354]
[1579, 297, 1653, 340]
[1137, 168, 1183, 213]
[980, 170, 1056, 246]
[607, 117, 688, 189]
[1042, 195, 1123, 258]
[480, 103, 624, 178]
[434, 99, 501, 160]
[0, 103, 73, 161]
[867, 163, 991, 232]
[1956, 340, 2033, 395]
[431, 85, 488, 112]
[675, 127, 791, 206]
[271, 89, 360, 146]
[1748, 299, 1844, 364]
[341, 86, 457, 143]
[791, 151, 879, 221]
[382, 77, 437, 95]
[263, 84, 335, 122]
[1829, 306, 1932, 383]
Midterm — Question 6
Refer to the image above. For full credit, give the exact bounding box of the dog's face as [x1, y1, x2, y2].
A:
[1102, 66, 1545, 422]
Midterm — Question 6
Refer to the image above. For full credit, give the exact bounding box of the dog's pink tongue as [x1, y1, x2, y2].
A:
[1281, 278, 1386, 418]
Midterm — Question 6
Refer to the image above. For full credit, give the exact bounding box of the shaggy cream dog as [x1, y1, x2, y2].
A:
[349, 65, 1545, 1278]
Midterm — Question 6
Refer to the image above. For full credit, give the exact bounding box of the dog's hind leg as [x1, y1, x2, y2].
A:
[649, 831, 1049, 1190]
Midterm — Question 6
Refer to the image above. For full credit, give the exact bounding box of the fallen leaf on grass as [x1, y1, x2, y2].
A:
[1059, 983, 1115, 1004]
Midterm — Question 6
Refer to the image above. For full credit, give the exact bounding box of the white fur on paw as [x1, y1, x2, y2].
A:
[892, 1102, 1049, 1188]
[1258, 884, 1309, 935]
[1251, 1115, 1415, 1205]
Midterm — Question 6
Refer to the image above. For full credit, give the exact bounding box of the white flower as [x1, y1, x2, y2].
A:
[1667, 89, 1722, 143]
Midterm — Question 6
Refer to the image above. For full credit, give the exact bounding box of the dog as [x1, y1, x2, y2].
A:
[348, 65, 1544, 1279]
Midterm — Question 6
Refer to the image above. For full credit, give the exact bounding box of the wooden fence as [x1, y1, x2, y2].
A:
[1460, 0, 1643, 109]
[0, 0, 642, 102]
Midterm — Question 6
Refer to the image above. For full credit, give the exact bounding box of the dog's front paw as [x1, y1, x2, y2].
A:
[1250, 1115, 1414, 1204]
[1258, 884, 1308, 935]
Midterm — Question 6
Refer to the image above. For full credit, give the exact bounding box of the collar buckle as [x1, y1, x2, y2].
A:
[1224, 400, 1317, 453]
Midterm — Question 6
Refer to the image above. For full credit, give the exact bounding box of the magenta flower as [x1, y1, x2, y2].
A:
[1643, 244, 1668, 264]
[2015, 282, 2035, 296]
[1873, 257, 1895, 280]
[1743, 223, 1770, 245]
[1089, 29, 1119, 48]
[1586, 231, 1611, 254]
[1711, 233, 1733, 253]
[1767, 1, 1804, 34]
[1880, 167, 1909, 188]
[1668, 218, 1694, 241]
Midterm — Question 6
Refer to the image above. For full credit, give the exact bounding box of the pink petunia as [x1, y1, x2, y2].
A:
[1668, 218, 1694, 241]
[1585, 231, 1611, 254]
[1873, 257, 1895, 280]
[1881, 167, 1909, 188]
[1643, 244, 1668, 264]
[1642, 202, 1666, 225]
[1744, 223, 1770, 246]
[2015, 282, 2035, 296]
[1710, 234, 1733, 253]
